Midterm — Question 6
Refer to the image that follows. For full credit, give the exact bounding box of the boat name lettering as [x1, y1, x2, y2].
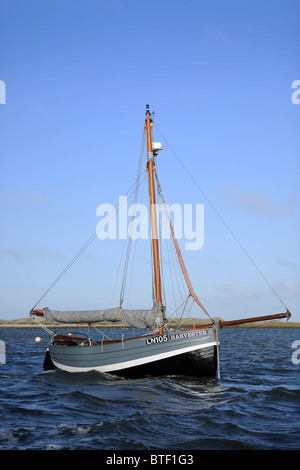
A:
[170, 330, 208, 341]
[145, 330, 208, 345]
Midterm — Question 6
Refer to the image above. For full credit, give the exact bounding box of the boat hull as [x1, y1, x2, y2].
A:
[46, 327, 219, 378]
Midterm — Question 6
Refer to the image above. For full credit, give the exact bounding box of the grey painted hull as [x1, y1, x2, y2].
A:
[47, 326, 219, 378]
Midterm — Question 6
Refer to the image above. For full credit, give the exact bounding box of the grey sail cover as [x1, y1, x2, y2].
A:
[43, 304, 164, 329]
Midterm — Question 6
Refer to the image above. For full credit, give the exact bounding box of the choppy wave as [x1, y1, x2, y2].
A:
[0, 327, 299, 450]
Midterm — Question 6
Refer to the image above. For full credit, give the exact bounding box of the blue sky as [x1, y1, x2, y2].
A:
[0, 0, 299, 322]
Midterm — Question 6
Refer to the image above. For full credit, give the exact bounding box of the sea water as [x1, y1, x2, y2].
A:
[0, 327, 299, 451]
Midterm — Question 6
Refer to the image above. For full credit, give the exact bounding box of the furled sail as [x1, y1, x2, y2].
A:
[33, 302, 165, 329]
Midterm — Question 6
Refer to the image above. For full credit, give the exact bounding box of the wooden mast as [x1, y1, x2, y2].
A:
[145, 105, 163, 333]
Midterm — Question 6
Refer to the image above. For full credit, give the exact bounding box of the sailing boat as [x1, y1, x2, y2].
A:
[30, 105, 291, 378]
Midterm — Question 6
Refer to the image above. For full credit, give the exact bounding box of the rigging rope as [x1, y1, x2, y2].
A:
[154, 169, 213, 322]
[153, 121, 289, 312]
[120, 125, 146, 306]
[226, 317, 290, 378]
[31, 168, 147, 311]
[157, 187, 186, 307]
[32, 315, 55, 336]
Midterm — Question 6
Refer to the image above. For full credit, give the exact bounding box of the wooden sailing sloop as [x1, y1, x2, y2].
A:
[30, 105, 291, 378]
